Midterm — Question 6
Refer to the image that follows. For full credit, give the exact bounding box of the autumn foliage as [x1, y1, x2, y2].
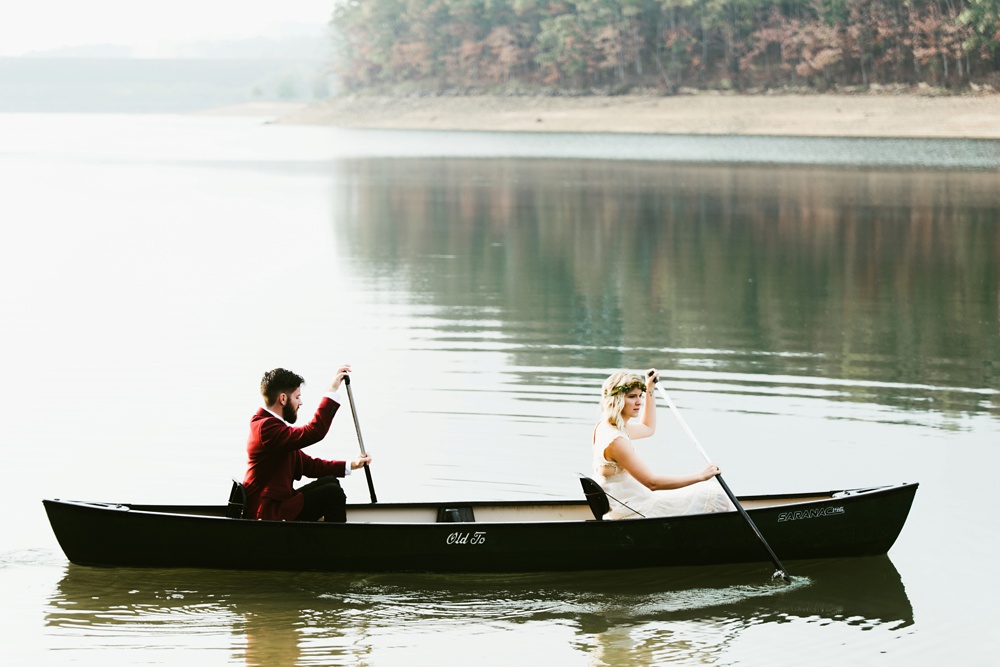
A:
[331, 0, 1000, 92]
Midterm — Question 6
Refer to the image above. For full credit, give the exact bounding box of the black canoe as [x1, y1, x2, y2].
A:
[43, 481, 917, 573]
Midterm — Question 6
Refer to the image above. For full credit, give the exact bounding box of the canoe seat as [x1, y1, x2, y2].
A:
[578, 474, 610, 520]
[226, 480, 246, 519]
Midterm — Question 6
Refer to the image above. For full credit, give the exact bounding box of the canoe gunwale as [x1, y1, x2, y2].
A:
[47, 482, 912, 524]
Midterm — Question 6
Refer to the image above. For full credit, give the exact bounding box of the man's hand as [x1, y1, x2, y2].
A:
[351, 454, 372, 470]
[330, 364, 352, 392]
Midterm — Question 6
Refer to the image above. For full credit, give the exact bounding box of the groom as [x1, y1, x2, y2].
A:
[242, 365, 371, 522]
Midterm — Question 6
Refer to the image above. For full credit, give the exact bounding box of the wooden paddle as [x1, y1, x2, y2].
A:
[343, 375, 377, 503]
[654, 380, 790, 581]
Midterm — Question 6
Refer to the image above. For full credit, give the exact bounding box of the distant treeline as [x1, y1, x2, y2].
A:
[331, 0, 1000, 92]
[0, 58, 328, 113]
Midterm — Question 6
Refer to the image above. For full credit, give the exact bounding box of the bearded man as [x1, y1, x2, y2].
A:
[242, 365, 370, 522]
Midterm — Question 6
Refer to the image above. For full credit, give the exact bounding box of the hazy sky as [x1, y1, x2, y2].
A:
[0, 1, 337, 56]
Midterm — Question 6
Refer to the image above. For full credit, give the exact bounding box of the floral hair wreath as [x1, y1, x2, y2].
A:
[603, 380, 647, 398]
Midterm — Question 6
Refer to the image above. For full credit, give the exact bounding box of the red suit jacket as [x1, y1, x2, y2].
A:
[242, 396, 348, 520]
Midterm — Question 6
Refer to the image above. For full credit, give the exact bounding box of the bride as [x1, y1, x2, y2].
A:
[592, 369, 733, 519]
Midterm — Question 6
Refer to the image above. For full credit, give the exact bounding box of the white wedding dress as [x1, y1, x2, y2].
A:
[592, 421, 732, 519]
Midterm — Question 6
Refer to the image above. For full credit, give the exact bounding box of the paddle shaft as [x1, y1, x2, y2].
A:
[343, 376, 377, 503]
[655, 383, 790, 581]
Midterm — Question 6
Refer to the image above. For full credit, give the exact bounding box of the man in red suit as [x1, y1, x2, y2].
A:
[242, 365, 371, 521]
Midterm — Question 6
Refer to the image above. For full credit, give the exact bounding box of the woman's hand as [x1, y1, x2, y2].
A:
[700, 462, 721, 481]
[645, 368, 659, 392]
[351, 454, 372, 470]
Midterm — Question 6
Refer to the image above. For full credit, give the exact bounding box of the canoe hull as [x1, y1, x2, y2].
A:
[43, 483, 917, 572]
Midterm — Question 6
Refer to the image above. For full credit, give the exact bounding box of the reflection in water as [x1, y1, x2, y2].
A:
[333, 159, 999, 421]
[46, 557, 910, 665]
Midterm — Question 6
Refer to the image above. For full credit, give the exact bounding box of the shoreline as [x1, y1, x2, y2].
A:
[262, 93, 1000, 140]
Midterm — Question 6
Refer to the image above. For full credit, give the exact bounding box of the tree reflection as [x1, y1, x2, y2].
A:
[332, 158, 999, 418]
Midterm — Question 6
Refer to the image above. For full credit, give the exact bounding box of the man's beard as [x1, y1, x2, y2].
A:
[282, 403, 298, 424]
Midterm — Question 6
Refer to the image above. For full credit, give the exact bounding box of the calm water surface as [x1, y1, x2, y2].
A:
[1, 113, 998, 666]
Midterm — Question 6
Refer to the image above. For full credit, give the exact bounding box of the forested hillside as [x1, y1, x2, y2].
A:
[331, 0, 1000, 93]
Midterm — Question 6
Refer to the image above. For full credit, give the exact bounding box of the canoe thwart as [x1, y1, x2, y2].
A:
[436, 506, 476, 523]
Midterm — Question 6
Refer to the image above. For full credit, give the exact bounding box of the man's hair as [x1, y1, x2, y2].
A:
[261, 368, 305, 405]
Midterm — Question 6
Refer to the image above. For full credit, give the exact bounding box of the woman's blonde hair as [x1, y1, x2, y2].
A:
[600, 370, 647, 431]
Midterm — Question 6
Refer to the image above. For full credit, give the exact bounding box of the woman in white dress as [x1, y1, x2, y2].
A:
[592, 369, 733, 519]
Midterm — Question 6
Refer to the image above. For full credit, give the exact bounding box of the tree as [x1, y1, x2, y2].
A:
[959, 0, 1000, 67]
[536, 11, 591, 85]
[330, 0, 1000, 92]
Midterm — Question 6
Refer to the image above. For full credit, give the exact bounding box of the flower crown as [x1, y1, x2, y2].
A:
[603, 380, 647, 398]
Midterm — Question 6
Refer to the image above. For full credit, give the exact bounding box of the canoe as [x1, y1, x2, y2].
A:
[43, 480, 917, 573]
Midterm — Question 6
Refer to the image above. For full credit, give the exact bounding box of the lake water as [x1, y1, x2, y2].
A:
[1, 112, 998, 666]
